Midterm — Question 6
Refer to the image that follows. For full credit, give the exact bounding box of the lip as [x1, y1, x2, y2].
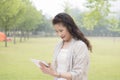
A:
[61, 36, 65, 39]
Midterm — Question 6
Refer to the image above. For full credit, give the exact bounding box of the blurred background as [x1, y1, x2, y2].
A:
[0, 0, 120, 80]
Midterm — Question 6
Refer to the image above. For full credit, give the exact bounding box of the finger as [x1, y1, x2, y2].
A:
[48, 63, 51, 65]
[39, 62, 49, 68]
[40, 67, 49, 74]
[39, 62, 46, 68]
[47, 63, 50, 68]
[40, 67, 46, 72]
[48, 63, 53, 69]
[41, 69, 46, 73]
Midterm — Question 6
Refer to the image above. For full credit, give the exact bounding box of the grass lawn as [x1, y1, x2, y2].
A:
[0, 37, 120, 80]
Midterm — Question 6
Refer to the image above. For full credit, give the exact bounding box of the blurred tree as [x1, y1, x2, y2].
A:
[0, 0, 43, 46]
[17, 0, 43, 42]
[83, 0, 112, 30]
[63, 1, 72, 14]
[9, 0, 27, 44]
[107, 17, 120, 33]
[33, 16, 53, 36]
[69, 8, 84, 28]
[0, 0, 23, 47]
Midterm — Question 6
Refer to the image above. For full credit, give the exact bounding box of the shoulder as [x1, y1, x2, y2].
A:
[54, 40, 62, 52]
[74, 40, 87, 49]
[73, 40, 88, 55]
[55, 41, 62, 48]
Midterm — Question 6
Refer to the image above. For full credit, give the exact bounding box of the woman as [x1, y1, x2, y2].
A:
[39, 13, 92, 80]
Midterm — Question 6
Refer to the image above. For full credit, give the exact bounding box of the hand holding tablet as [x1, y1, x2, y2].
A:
[31, 59, 49, 68]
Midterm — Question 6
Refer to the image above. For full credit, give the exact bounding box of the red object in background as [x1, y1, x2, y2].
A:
[0, 32, 6, 41]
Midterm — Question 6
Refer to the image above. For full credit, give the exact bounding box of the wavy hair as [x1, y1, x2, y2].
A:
[52, 13, 92, 52]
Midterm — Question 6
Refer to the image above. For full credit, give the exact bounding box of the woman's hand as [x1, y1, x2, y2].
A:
[39, 62, 72, 80]
[39, 62, 58, 77]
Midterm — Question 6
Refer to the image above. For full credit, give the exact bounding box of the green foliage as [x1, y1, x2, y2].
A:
[0, 0, 21, 28]
[107, 17, 120, 32]
[0, 0, 43, 31]
[15, 0, 43, 31]
[83, 10, 102, 30]
[0, 0, 44, 46]
[83, 0, 111, 30]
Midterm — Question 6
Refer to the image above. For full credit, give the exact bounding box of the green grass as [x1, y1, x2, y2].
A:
[0, 37, 120, 80]
[89, 37, 120, 80]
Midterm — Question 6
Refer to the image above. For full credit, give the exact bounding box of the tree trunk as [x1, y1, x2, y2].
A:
[23, 31, 26, 41]
[20, 30, 22, 42]
[4, 26, 7, 47]
[13, 28, 16, 44]
[27, 30, 29, 40]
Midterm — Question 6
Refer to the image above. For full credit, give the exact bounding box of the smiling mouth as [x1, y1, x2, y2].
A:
[61, 36, 65, 39]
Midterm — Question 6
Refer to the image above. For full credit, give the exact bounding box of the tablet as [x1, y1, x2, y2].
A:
[31, 59, 49, 68]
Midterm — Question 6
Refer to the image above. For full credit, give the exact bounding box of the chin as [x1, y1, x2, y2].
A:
[63, 39, 68, 42]
[62, 39, 66, 41]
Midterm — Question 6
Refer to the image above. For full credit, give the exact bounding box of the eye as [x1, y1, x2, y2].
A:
[59, 30, 63, 32]
[55, 30, 58, 33]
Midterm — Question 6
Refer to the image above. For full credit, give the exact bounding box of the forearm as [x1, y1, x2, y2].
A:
[40, 63, 72, 80]
[54, 72, 72, 80]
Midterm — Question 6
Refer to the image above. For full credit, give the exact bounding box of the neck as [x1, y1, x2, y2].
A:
[63, 37, 73, 43]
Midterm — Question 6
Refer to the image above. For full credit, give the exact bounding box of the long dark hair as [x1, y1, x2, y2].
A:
[52, 13, 92, 52]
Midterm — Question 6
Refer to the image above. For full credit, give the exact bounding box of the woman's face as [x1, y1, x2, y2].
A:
[54, 23, 72, 42]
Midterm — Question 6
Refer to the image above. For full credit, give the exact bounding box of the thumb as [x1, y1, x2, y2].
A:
[48, 63, 51, 66]
[48, 63, 52, 68]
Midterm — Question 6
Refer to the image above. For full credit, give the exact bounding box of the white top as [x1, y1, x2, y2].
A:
[53, 39, 89, 80]
[56, 49, 68, 80]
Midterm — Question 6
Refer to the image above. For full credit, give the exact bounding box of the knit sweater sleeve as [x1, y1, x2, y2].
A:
[69, 41, 89, 80]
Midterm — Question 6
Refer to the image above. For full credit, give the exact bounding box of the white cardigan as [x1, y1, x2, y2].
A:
[52, 38, 89, 80]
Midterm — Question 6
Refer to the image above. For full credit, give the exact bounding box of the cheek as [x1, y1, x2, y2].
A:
[65, 30, 71, 36]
